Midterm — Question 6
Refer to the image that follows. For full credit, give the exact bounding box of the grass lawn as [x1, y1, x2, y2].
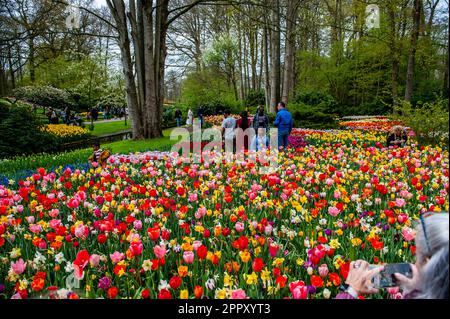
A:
[87, 120, 132, 136]
[0, 127, 188, 181]
[102, 128, 187, 153]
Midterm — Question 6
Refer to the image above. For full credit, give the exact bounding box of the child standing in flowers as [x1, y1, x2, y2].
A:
[88, 141, 110, 168]
[250, 127, 269, 151]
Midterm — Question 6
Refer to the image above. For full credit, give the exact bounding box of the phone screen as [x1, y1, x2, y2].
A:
[371, 263, 412, 288]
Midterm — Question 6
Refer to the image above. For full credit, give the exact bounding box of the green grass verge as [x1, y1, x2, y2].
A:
[87, 120, 132, 136]
[0, 128, 188, 179]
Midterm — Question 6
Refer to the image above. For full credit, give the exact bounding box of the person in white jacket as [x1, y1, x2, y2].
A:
[186, 109, 193, 127]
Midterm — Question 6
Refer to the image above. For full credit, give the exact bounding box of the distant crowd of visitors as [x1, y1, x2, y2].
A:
[46, 106, 83, 126]
[87, 106, 126, 121]
[177, 102, 293, 151]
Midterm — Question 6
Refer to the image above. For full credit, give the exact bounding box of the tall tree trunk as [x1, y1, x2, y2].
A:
[152, 0, 168, 138]
[237, 15, 244, 100]
[405, 0, 423, 102]
[258, 29, 263, 91]
[107, 0, 142, 139]
[263, 24, 270, 113]
[237, 16, 245, 101]
[269, 0, 281, 113]
[444, 40, 449, 98]
[388, 3, 399, 110]
[7, 46, 15, 90]
[282, 0, 299, 105]
[28, 37, 35, 83]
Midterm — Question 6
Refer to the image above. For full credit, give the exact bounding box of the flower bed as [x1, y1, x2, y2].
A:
[204, 115, 240, 126]
[0, 130, 448, 299]
[338, 117, 404, 132]
[41, 124, 89, 139]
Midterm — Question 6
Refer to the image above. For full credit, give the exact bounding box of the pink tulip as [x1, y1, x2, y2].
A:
[235, 222, 245, 233]
[391, 292, 403, 299]
[289, 281, 308, 299]
[397, 214, 409, 224]
[11, 259, 26, 275]
[395, 198, 406, 208]
[153, 245, 167, 259]
[110, 251, 125, 264]
[29, 224, 42, 234]
[328, 206, 340, 217]
[402, 227, 415, 241]
[49, 209, 59, 218]
[89, 254, 100, 267]
[49, 219, 61, 229]
[188, 193, 198, 202]
[183, 251, 195, 264]
[318, 264, 329, 277]
[231, 289, 248, 299]
[133, 220, 142, 230]
[193, 241, 202, 251]
[386, 287, 400, 294]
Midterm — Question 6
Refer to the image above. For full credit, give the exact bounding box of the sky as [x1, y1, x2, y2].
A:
[93, 0, 107, 7]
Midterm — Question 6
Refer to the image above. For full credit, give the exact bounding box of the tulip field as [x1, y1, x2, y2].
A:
[0, 124, 448, 299]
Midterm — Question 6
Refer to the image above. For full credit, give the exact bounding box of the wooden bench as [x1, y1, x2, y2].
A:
[60, 130, 132, 151]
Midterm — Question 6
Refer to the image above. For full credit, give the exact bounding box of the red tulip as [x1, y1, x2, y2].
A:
[141, 288, 150, 299]
[275, 276, 287, 288]
[147, 226, 160, 241]
[107, 287, 118, 299]
[252, 258, 265, 272]
[97, 234, 107, 244]
[158, 289, 172, 299]
[222, 227, 230, 237]
[310, 275, 323, 288]
[197, 245, 208, 260]
[73, 249, 89, 280]
[169, 276, 182, 290]
[194, 285, 203, 299]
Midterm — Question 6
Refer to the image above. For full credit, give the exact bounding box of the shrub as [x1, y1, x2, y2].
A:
[289, 103, 338, 129]
[13, 86, 74, 110]
[244, 89, 265, 108]
[393, 99, 449, 146]
[293, 91, 338, 114]
[0, 102, 58, 158]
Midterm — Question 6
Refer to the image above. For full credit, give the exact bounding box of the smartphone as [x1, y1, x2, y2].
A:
[371, 263, 413, 288]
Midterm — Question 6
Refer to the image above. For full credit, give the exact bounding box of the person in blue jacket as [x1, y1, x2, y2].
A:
[273, 102, 293, 150]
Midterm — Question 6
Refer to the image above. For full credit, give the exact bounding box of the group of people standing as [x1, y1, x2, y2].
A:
[174, 102, 293, 152]
[221, 102, 293, 152]
[46, 106, 82, 126]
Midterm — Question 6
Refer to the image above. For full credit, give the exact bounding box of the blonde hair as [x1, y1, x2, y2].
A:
[390, 125, 404, 134]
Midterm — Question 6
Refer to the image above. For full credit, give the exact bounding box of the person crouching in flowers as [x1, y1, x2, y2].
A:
[337, 212, 448, 299]
[387, 125, 407, 147]
[88, 140, 110, 168]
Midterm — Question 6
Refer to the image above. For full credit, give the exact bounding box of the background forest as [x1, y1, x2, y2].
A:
[1, 0, 449, 133]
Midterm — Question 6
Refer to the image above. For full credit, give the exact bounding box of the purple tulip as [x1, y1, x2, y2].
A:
[308, 285, 316, 294]
[98, 276, 111, 290]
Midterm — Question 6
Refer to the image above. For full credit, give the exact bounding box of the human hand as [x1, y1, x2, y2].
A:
[345, 260, 384, 296]
[394, 263, 419, 293]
